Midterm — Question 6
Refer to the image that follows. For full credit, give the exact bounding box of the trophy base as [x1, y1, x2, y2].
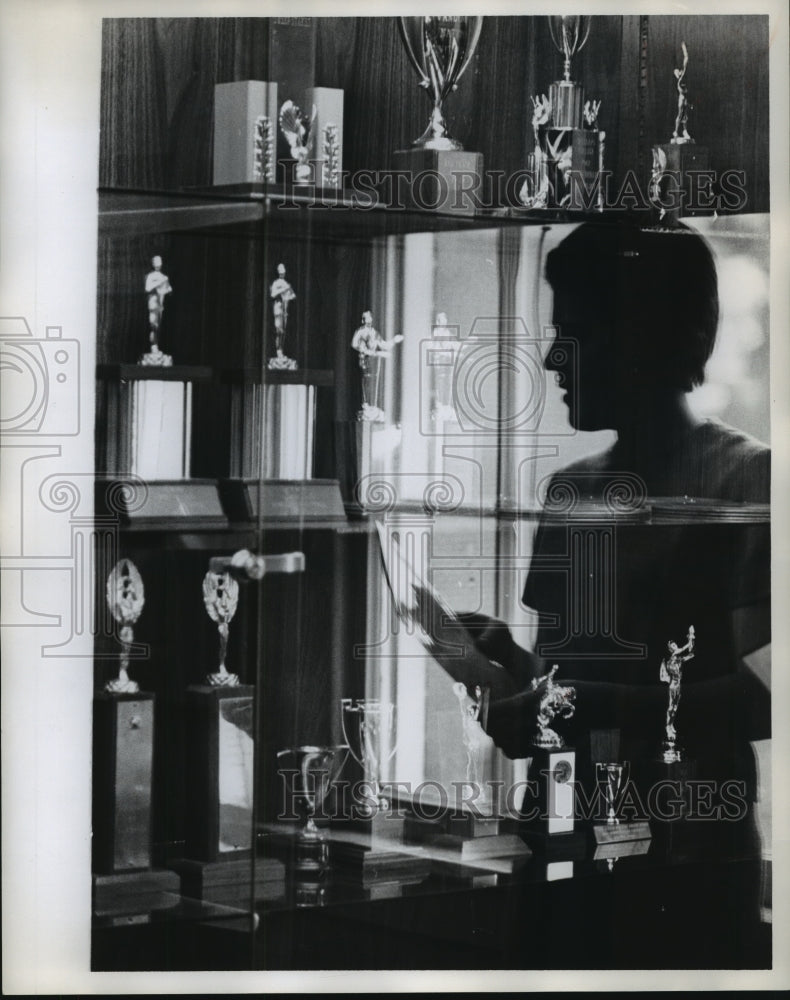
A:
[185, 685, 255, 863]
[520, 744, 576, 838]
[392, 148, 484, 215]
[92, 868, 181, 917]
[267, 354, 298, 371]
[524, 128, 602, 211]
[519, 827, 588, 860]
[139, 347, 173, 367]
[592, 819, 652, 845]
[592, 837, 651, 865]
[92, 692, 155, 875]
[172, 855, 285, 905]
[650, 142, 711, 221]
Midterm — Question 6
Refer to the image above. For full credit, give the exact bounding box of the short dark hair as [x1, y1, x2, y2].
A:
[545, 215, 719, 391]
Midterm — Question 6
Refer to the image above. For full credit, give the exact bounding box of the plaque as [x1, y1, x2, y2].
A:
[305, 86, 344, 188]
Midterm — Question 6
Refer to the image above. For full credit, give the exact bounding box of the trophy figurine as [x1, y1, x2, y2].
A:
[351, 310, 403, 422]
[140, 255, 173, 366]
[659, 626, 695, 763]
[278, 99, 316, 185]
[341, 698, 397, 818]
[522, 665, 578, 841]
[520, 16, 603, 211]
[268, 262, 298, 370]
[452, 682, 491, 802]
[276, 745, 348, 870]
[394, 16, 485, 214]
[649, 44, 710, 221]
[202, 570, 240, 686]
[105, 558, 145, 693]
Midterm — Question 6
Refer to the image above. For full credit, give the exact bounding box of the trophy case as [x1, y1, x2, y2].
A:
[92, 14, 771, 973]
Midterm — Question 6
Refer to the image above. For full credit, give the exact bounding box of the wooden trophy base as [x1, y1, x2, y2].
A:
[392, 148, 484, 215]
[173, 855, 285, 906]
[519, 744, 577, 849]
[651, 142, 711, 221]
[185, 684, 255, 863]
[92, 868, 181, 917]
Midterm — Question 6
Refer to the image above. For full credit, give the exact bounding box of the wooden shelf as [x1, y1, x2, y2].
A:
[97, 363, 214, 382]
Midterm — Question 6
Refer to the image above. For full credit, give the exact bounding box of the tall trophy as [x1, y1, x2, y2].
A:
[658, 626, 695, 764]
[93, 560, 180, 911]
[178, 566, 256, 899]
[140, 255, 173, 366]
[394, 16, 484, 214]
[268, 262, 298, 370]
[351, 310, 403, 422]
[520, 15, 604, 211]
[521, 666, 581, 852]
[340, 698, 397, 819]
[649, 44, 710, 221]
[276, 745, 348, 870]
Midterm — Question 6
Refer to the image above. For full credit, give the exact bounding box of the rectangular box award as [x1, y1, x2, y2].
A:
[305, 86, 343, 188]
[213, 80, 278, 186]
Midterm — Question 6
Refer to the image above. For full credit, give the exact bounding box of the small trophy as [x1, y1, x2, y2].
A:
[351, 310, 403, 422]
[268, 262, 298, 370]
[429, 312, 461, 424]
[105, 558, 145, 693]
[202, 570, 240, 687]
[649, 44, 710, 221]
[522, 666, 579, 845]
[659, 626, 695, 764]
[253, 114, 275, 183]
[519, 16, 604, 211]
[276, 745, 348, 870]
[394, 16, 485, 213]
[278, 99, 316, 185]
[592, 761, 651, 852]
[140, 255, 173, 366]
[340, 698, 397, 818]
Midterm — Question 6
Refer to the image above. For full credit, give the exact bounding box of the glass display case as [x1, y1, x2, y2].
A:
[90, 15, 772, 973]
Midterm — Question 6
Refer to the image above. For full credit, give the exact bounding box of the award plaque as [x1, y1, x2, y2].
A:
[213, 80, 278, 186]
[93, 561, 180, 912]
[519, 16, 605, 211]
[305, 86, 344, 188]
[393, 16, 484, 215]
[649, 44, 711, 222]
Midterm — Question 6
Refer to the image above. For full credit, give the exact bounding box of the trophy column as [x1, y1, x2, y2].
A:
[92, 560, 180, 914]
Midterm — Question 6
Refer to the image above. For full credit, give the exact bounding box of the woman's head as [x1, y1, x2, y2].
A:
[544, 216, 719, 429]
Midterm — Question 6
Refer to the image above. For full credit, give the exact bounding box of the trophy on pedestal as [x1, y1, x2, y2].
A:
[591, 761, 651, 857]
[276, 745, 348, 871]
[658, 626, 695, 764]
[394, 16, 484, 214]
[519, 16, 604, 211]
[352, 310, 403, 422]
[521, 666, 580, 851]
[93, 560, 180, 912]
[649, 44, 711, 221]
[268, 262, 298, 371]
[176, 567, 256, 900]
[340, 698, 397, 820]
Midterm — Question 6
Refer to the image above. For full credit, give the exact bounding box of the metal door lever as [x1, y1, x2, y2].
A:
[208, 548, 306, 581]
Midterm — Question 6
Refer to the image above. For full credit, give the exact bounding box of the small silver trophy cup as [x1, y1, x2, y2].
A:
[340, 698, 397, 818]
[659, 626, 695, 763]
[399, 15, 483, 150]
[105, 558, 145, 693]
[276, 745, 348, 869]
[202, 569, 240, 687]
[597, 762, 626, 826]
